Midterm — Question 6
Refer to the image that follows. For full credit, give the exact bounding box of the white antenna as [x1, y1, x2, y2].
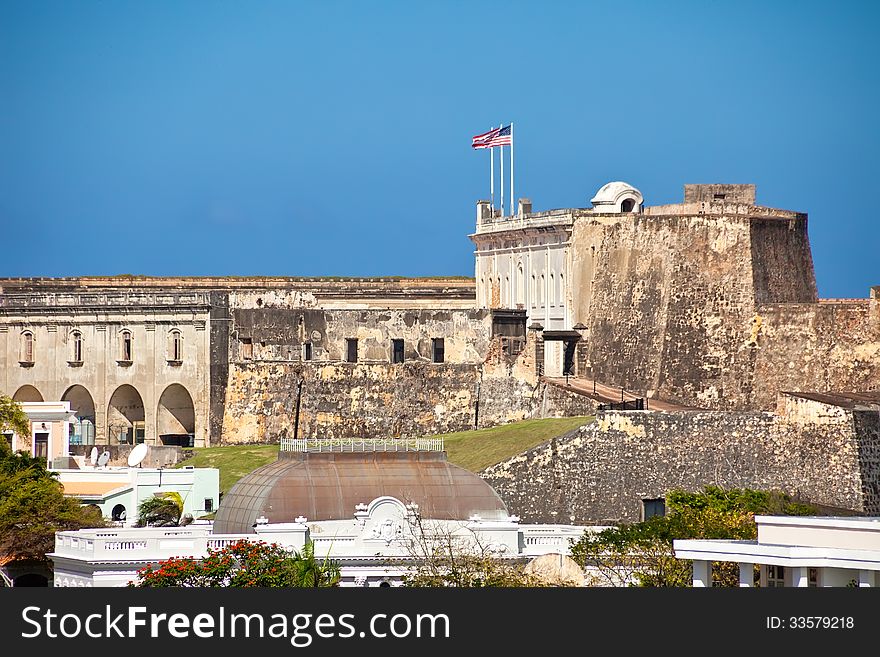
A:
[89, 446, 98, 466]
[97, 451, 111, 468]
[127, 443, 149, 468]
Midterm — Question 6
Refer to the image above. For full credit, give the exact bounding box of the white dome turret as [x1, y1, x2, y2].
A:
[590, 181, 643, 213]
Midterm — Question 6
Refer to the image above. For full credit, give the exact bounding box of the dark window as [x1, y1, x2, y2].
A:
[714, 193, 726, 200]
[346, 338, 358, 363]
[392, 339, 404, 364]
[642, 498, 665, 520]
[169, 330, 182, 361]
[303, 342, 313, 361]
[432, 338, 445, 363]
[767, 565, 785, 587]
[34, 432, 49, 459]
[241, 338, 253, 359]
[111, 504, 127, 522]
[204, 498, 214, 513]
[620, 198, 635, 212]
[21, 332, 34, 363]
[72, 331, 82, 362]
[121, 331, 132, 361]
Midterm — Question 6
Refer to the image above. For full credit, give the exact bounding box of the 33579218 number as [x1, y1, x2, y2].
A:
[788, 617, 854, 629]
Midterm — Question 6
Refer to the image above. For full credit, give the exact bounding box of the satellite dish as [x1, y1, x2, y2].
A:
[127, 443, 149, 468]
[89, 447, 98, 466]
[97, 451, 111, 467]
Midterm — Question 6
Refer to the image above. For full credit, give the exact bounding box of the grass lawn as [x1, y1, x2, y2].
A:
[181, 415, 594, 494]
[439, 416, 594, 473]
[179, 444, 279, 494]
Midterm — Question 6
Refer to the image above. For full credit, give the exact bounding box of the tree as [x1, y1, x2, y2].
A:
[400, 511, 549, 587]
[0, 393, 30, 439]
[137, 491, 185, 527]
[132, 539, 341, 588]
[0, 397, 105, 563]
[570, 486, 817, 587]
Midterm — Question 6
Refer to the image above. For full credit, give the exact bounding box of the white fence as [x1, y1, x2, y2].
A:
[280, 437, 444, 453]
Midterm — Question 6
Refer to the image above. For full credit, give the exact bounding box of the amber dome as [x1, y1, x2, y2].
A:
[212, 450, 509, 534]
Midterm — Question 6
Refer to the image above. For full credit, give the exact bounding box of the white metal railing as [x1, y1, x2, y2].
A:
[280, 437, 444, 453]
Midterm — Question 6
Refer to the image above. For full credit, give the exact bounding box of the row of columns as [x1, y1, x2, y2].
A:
[692, 561, 877, 587]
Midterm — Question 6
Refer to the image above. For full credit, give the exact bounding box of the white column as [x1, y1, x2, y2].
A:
[692, 560, 711, 587]
[739, 563, 754, 587]
[859, 570, 874, 587]
[793, 567, 809, 588]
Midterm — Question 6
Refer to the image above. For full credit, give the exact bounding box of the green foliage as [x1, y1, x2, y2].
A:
[570, 486, 819, 587]
[0, 394, 30, 439]
[132, 539, 341, 588]
[0, 433, 105, 562]
[137, 491, 184, 527]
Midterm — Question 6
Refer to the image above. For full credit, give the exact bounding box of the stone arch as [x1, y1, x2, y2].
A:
[13, 385, 43, 402]
[107, 385, 145, 445]
[111, 504, 127, 522]
[157, 384, 195, 447]
[62, 385, 96, 446]
[621, 198, 636, 212]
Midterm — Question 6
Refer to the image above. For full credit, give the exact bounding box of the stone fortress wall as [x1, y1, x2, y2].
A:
[1, 182, 877, 451]
[482, 392, 880, 525]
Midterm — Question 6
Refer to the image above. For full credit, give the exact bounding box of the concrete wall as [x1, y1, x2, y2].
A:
[482, 400, 879, 525]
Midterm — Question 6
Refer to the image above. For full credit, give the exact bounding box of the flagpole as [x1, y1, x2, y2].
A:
[510, 122, 514, 217]
[500, 122, 504, 217]
[490, 147, 494, 211]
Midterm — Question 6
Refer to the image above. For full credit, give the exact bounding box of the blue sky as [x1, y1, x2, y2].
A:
[1, 0, 877, 298]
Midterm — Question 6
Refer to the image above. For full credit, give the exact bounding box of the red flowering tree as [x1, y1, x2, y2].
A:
[131, 539, 340, 588]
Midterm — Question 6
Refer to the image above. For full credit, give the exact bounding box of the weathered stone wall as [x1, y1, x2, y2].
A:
[752, 302, 880, 410]
[230, 307, 491, 365]
[222, 361, 480, 442]
[572, 213, 761, 410]
[67, 443, 182, 468]
[220, 329, 596, 443]
[482, 403, 879, 525]
[749, 217, 817, 304]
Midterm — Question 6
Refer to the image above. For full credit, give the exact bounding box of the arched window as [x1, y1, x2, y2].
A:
[559, 272, 565, 306]
[550, 272, 556, 306]
[168, 329, 182, 362]
[504, 275, 510, 307]
[20, 331, 34, 363]
[530, 274, 536, 307]
[479, 277, 485, 307]
[539, 274, 545, 307]
[621, 198, 636, 213]
[71, 331, 83, 363]
[120, 330, 132, 362]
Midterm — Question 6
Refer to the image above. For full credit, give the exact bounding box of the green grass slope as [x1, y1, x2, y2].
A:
[180, 416, 594, 494]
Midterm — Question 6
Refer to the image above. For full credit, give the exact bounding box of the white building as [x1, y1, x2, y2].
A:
[49, 495, 590, 587]
[54, 463, 219, 526]
[49, 438, 597, 587]
[3, 400, 75, 461]
[674, 515, 880, 587]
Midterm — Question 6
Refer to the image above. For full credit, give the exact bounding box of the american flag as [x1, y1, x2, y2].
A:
[472, 124, 512, 149]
